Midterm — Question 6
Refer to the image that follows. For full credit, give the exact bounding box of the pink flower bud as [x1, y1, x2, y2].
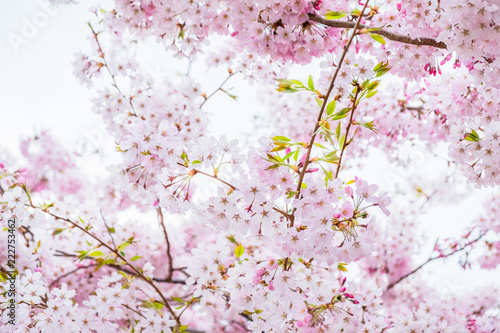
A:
[299, 153, 307, 165]
[268, 279, 275, 291]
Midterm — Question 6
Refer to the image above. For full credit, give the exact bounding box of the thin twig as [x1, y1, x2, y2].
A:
[199, 72, 239, 109]
[334, 87, 361, 178]
[53, 250, 187, 284]
[36, 205, 181, 325]
[49, 264, 96, 289]
[308, 14, 447, 49]
[100, 210, 117, 249]
[386, 232, 487, 290]
[175, 163, 292, 220]
[176, 162, 236, 190]
[157, 207, 174, 282]
[88, 23, 137, 115]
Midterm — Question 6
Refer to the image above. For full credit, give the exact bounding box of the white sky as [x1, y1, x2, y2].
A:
[1, 0, 498, 295]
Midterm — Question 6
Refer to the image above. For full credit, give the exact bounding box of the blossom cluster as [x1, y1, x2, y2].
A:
[2, 0, 500, 332]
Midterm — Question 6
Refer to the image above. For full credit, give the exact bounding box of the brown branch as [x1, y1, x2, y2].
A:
[386, 232, 487, 290]
[35, 206, 181, 325]
[177, 162, 236, 190]
[308, 14, 447, 49]
[100, 210, 117, 249]
[49, 264, 96, 289]
[53, 251, 187, 284]
[157, 207, 174, 282]
[88, 23, 137, 115]
[177, 163, 293, 222]
[293, 1, 371, 227]
[335, 87, 361, 178]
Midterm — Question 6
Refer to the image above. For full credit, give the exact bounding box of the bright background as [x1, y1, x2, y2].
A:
[1, 0, 498, 295]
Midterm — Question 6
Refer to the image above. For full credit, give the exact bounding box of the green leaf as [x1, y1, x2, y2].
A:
[373, 61, 392, 77]
[118, 270, 128, 278]
[265, 164, 280, 170]
[117, 238, 134, 252]
[359, 121, 378, 133]
[308, 75, 314, 91]
[226, 235, 238, 244]
[325, 10, 346, 19]
[339, 135, 346, 150]
[270, 146, 287, 152]
[282, 150, 295, 161]
[323, 151, 339, 163]
[326, 100, 336, 116]
[365, 90, 378, 98]
[271, 136, 290, 142]
[335, 122, 341, 139]
[315, 97, 323, 108]
[376, 68, 391, 77]
[276, 79, 305, 93]
[179, 325, 189, 332]
[172, 297, 184, 303]
[52, 228, 65, 236]
[88, 250, 104, 257]
[267, 153, 281, 163]
[331, 108, 351, 121]
[130, 255, 141, 261]
[293, 148, 300, 162]
[338, 263, 348, 272]
[465, 129, 480, 142]
[371, 34, 386, 44]
[366, 80, 380, 91]
[234, 244, 244, 258]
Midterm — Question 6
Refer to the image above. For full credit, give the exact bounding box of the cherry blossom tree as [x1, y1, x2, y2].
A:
[2, 0, 500, 332]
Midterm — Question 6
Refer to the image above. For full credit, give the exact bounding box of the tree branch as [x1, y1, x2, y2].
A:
[386, 232, 487, 290]
[199, 71, 239, 109]
[293, 1, 371, 226]
[157, 207, 174, 282]
[49, 264, 97, 289]
[308, 14, 447, 49]
[335, 87, 361, 178]
[35, 205, 181, 325]
[53, 251, 188, 284]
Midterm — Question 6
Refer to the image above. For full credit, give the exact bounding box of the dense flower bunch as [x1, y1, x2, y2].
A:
[2, 0, 500, 332]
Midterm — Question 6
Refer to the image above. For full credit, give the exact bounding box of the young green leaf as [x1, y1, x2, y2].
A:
[326, 100, 336, 116]
[371, 34, 386, 44]
[325, 10, 346, 19]
[308, 75, 315, 91]
[315, 96, 323, 108]
[465, 129, 481, 142]
[234, 244, 244, 258]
